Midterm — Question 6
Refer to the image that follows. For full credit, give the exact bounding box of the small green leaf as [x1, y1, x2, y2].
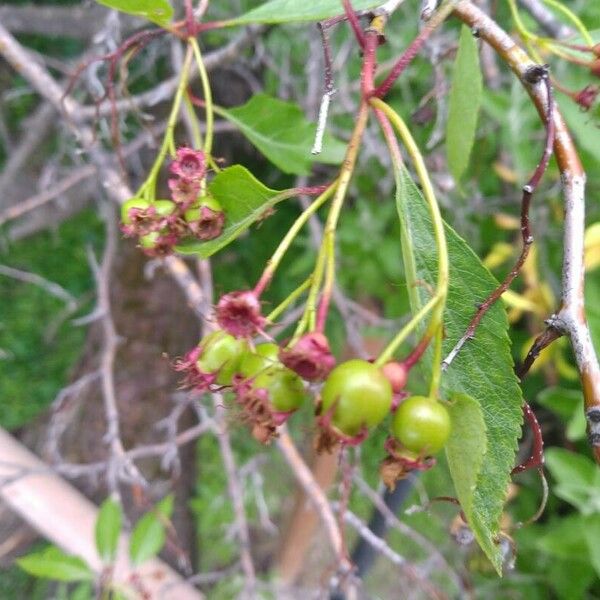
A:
[176, 165, 299, 256]
[545, 448, 600, 515]
[95, 498, 123, 562]
[94, 0, 172, 26]
[583, 514, 600, 577]
[586, 275, 600, 354]
[537, 387, 586, 441]
[446, 392, 488, 517]
[129, 494, 174, 566]
[216, 94, 345, 175]
[70, 582, 94, 600]
[535, 514, 589, 560]
[226, 0, 381, 25]
[395, 166, 523, 573]
[17, 546, 93, 582]
[446, 25, 482, 182]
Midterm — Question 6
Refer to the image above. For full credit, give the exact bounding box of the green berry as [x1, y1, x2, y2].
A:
[121, 198, 149, 224]
[197, 331, 248, 385]
[321, 359, 392, 437]
[239, 343, 280, 378]
[254, 366, 307, 412]
[391, 396, 451, 455]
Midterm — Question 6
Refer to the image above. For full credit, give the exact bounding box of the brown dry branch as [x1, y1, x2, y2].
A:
[76, 26, 264, 120]
[277, 425, 350, 574]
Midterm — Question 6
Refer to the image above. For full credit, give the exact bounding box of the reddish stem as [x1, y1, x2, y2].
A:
[374, 13, 447, 98]
[342, 0, 366, 48]
[512, 402, 544, 474]
[361, 29, 379, 97]
[318, 21, 335, 95]
[184, 0, 195, 36]
[403, 334, 433, 370]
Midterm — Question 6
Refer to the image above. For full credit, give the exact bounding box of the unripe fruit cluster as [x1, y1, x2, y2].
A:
[120, 147, 225, 256]
[176, 320, 451, 473]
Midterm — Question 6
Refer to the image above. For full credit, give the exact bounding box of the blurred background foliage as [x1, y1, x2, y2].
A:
[1, 0, 600, 597]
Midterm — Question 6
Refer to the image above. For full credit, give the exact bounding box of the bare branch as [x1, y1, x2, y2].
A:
[0, 265, 77, 308]
[277, 425, 350, 572]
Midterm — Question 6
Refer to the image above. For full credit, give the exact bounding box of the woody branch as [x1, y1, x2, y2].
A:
[449, 0, 600, 462]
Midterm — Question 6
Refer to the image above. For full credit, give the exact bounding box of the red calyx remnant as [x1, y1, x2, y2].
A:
[139, 231, 179, 257]
[173, 346, 217, 391]
[314, 398, 369, 454]
[379, 436, 435, 489]
[168, 147, 206, 210]
[170, 147, 206, 180]
[216, 290, 266, 338]
[232, 377, 294, 444]
[168, 177, 201, 207]
[188, 205, 224, 240]
[279, 332, 336, 382]
[574, 85, 599, 110]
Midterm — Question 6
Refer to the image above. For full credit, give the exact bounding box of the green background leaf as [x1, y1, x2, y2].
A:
[129, 495, 174, 566]
[446, 25, 482, 182]
[583, 514, 600, 578]
[227, 0, 381, 25]
[176, 165, 299, 256]
[217, 94, 346, 175]
[445, 392, 488, 517]
[93, 0, 173, 26]
[545, 448, 600, 515]
[537, 387, 586, 442]
[95, 498, 123, 562]
[17, 547, 93, 582]
[395, 166, 523, 572]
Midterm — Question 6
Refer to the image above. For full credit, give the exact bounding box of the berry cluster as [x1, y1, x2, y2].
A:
[120, 147, 225, 256]
[175, 288, 451, 487]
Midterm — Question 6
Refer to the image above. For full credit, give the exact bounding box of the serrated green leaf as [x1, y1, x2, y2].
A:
[395, 166, 523, 573]
[94, 0, 172, 26]
[216, 94, 345, 175]
[545, 448, 600, 515]
[446, 392, 488, 517]
[176, 165, 300, 256]
[226, 0, 381, 25]
[129, 494, 174, 566]
[446, 25, 482, 182]
[95, 498, 123, 562]
[17, 546, 93, 582]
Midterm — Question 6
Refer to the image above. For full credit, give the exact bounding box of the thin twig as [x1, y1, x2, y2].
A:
[0, 265, 77, 308]
[311, 22, 336, 155]
[442, 72, 555, 370]
[277, 425, 350, 573]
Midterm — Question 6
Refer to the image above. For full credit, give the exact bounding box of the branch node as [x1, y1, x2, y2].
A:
[523, 64, 549, 84]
